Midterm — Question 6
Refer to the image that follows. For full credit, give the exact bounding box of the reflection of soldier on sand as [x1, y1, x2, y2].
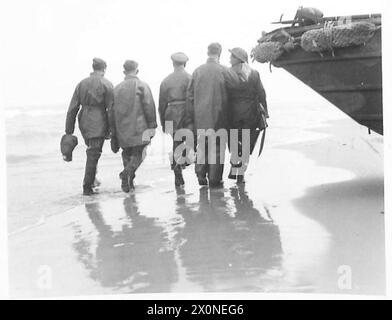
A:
[174, 186, 282, 291]
[72, 197, 178, 293]
[231, 184, 273, 221]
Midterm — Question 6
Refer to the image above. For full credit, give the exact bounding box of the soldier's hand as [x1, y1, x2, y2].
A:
[186, 123, 194, 133]
[265, 112, 270, 119]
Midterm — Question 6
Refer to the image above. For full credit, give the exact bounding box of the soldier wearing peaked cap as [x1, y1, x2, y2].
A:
[171, 52, 189, 64]
[110, 60, 157, 192]
[159, 52, 192, 187]
[65, 57, 114, 195]
[92, 57, 107, 70]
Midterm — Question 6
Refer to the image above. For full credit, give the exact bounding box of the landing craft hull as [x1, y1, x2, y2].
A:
[271, 23, 383, 135]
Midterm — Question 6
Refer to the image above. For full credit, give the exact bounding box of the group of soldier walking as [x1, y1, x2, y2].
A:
[65, 43, 268, 195]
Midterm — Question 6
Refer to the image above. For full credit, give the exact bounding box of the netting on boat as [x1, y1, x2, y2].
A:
[251, 29, 295, 63]
[300, 28, 333, 53]
[301, 21, 378, 53]
[332, 22, 378, 47]
[252, 21, 378, 63]
[251, 42, 284, 63]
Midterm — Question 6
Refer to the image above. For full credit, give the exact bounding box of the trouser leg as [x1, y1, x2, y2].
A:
[120, 148, 132, 192]
[229, 128, 242, 179]
[122, 145, 146, 177]
[240, 129, 258, 174]
[121, 149, 131, 172]
[236, 129, 256, 183]
[209, 164, 224, 186]
[120, 145, 146, 191]
[195, 163, 208, 185]
[128, 145, 146, 175]
[172, 139, 185, 186]
[229, 128, 254, 179]
[195, 136, 208, 185]
[237, 129, 248, 176]
[207, 136, 225, 187]
[83, 138, 104, 191]
[171, 139, 184, 170]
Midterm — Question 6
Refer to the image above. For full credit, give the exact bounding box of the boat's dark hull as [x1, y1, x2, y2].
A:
[273, 28, 383, 134]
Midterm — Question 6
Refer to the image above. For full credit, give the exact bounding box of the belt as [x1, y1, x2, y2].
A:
[82, 105, 105, 109]
[167, 100, 186, 107]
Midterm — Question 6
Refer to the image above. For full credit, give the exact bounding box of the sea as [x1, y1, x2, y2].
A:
[4, 95, 366, 234]
[5, 96, 386, 296]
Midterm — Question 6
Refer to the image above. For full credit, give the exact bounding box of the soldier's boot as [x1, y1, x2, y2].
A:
[119, 171, 130, 193]
[197, 175, 208, 186]
[179, 173, 185, 186]
[195, 163, 208, 186]
[236, 161, 248, 185]
[228, 161, 242, 180]
[236, 175, 245, 184]
[83, 186, 96, 196]
[93, 177, 101, 188]
[181, 148, 191, 169]
[128, 171, 135, 190]
[209, 164, 224, 188]
[209, 180, 224, 188]
[228, 165, 237, 180]
[198, 178, 208, 186]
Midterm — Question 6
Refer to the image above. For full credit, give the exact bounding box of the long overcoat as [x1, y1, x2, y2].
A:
[187, 58, 239, 131]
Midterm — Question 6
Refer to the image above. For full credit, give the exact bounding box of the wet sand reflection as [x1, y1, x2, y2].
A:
[72, 185, 283, 293]
[174, 185, 283, 292]
[73, 195, 178, 293]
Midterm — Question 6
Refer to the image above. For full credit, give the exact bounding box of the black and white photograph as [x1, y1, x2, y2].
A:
[0, 0, 391, 300]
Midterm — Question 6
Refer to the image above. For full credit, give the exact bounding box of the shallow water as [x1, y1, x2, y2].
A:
[4, 100, 342, 233]
[6, 102, 385, 297]
[68, 185, 283, 293]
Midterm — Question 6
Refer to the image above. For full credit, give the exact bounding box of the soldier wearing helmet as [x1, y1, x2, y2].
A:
[227, 47, 268, 184]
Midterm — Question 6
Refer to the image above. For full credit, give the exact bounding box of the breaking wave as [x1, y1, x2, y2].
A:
[6, 154, 45, 164]
[4, 105, 66, 120]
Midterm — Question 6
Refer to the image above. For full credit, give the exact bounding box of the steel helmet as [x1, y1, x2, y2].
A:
[229, 47, 249, 63]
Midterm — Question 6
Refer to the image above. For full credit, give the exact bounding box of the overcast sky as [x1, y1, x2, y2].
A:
[1, 0, 388, 109]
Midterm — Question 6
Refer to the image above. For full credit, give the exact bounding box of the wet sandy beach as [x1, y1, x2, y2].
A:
[8, 103, 385, 298]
